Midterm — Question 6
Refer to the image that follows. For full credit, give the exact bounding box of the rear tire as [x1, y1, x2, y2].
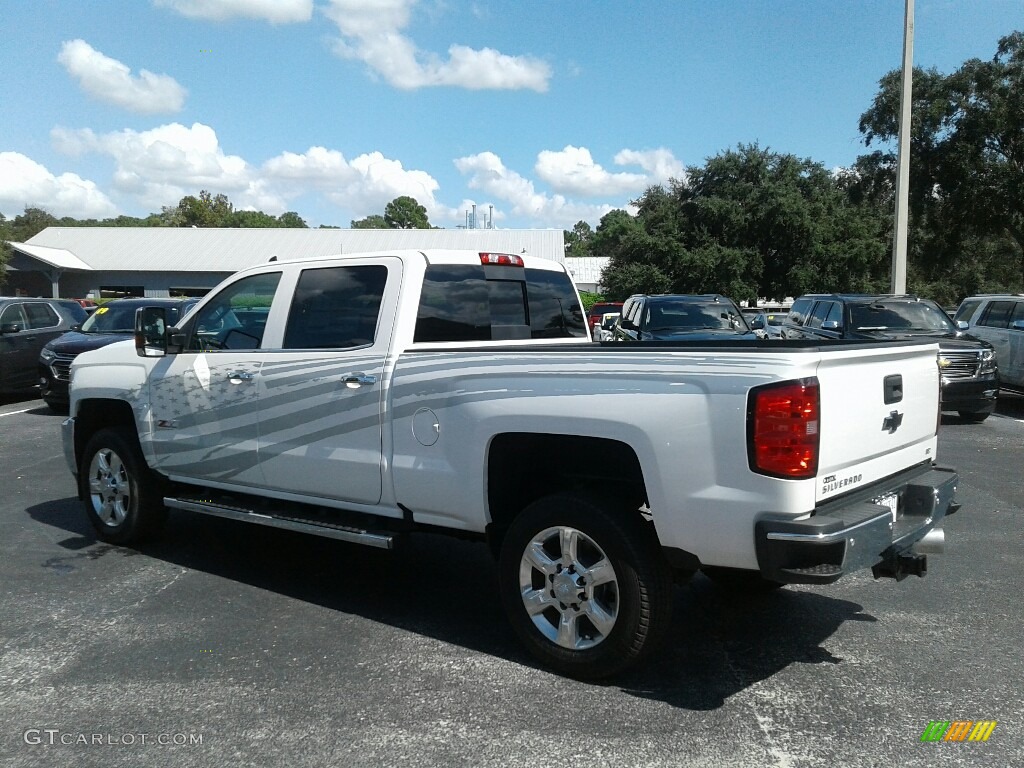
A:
[80, 427, 166, 544]
[498, 493, 673, 679]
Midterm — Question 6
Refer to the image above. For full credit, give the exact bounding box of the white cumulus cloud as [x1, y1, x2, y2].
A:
[264, 146, 442, 220]
[50, 123, 449, 223]
[455, 151, 616, 227]
[613, 148, 685, 183]
[323, 0, 550, 91]
[153, 0, 313, 23]
[51, 122, 264, 212]
[535, 146, 685, 197]
[0, 152, 118, 219]
[535, 146, 648, 197]
[57, 39, 187, 115]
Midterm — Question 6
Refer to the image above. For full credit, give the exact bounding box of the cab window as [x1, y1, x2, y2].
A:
[283, 265, 388, 349]
[189, 272, 281, 351]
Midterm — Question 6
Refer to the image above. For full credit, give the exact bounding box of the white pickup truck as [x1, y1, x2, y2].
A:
[62, 249, 960, 678]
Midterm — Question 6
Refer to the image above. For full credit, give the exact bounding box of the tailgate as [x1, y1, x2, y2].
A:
[814, 342, 939, 503]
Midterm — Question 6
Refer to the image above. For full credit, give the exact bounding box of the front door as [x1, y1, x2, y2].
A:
[256, 259, 400, 505]
[147, 271, 282, 488]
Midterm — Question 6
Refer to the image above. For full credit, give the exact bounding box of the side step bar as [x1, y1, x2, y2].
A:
[164, 496, 395, 549]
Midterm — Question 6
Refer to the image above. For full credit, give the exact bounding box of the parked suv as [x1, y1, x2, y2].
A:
[783, 294, 998, 421]
[39, 297, 197, 410]
[1, 297, 87, 395]
[612, 294, 755, 341]
[953, 294, 1024, 393]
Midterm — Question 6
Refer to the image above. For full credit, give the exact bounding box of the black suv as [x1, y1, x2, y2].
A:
[1, 298, 87, 395]
[39, 297, 197, 410]
[612, 294, 756, 341]
[783, 294, 998, 421]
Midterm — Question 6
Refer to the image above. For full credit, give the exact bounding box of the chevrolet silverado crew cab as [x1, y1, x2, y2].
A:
[62, 250, 960, 679]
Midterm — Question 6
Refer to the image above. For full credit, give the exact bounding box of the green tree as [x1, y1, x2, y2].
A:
[564, 220, 594, 258]
[384, 196, 430, 229]
[277, 211, 307, 228]
[350, 214, 389, 229]
[228, 210, 279, 228]
[858, 31, 1024, 294]
[162, 190, 234, 227]
[596, 146, 889, 302]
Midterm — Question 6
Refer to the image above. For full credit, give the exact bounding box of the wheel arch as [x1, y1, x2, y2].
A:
[485, 432, 649, 554]
[73, 398, 138, 485]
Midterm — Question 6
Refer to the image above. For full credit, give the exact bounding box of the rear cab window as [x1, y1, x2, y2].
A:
[414, 261, 585, 343]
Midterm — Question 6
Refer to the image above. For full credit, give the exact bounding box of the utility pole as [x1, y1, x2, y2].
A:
[891, 0, 914, 294]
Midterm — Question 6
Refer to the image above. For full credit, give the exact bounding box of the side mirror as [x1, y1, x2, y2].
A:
[0, 322, 23, 335]
[135, 306, 168, 357]
[822, 320, 841, 331]
[956, 320, 969, 330]
[749, 315, 765, 330]
[1010, 320, 1024, 331]
[620, 318, 638, 331]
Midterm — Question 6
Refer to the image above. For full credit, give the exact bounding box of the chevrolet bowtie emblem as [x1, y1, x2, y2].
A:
[882, 410, 904, 434]
[938, 357, 952, 368]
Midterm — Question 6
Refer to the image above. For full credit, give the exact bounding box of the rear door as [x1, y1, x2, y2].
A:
[0, 303, 32, 390]
[255, 258, 401, 505]
[813, 342, 940, 503]
[972, 300, 1024, 389]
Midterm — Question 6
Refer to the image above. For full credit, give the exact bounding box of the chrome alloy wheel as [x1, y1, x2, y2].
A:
[518, 526, 620, 650]
[88, 447, 132, 527]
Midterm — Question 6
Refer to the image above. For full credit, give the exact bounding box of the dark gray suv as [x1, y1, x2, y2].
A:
[612, 294, 755, 341]
[0, 298, 87, 395]
[782, 294, 998, 421]
[39, 297, 198, 410]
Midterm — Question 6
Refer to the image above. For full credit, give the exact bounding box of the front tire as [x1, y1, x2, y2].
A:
[80, 427, 166, 544]
[498, 494, 673, 679]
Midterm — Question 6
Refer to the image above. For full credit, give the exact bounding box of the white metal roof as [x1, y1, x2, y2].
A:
[8, 242, 93, 271]
[563, 256, 610, 286]
[18, 227, 565, 273]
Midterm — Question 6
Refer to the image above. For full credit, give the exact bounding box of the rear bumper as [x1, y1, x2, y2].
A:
[754, 465, 959, 584]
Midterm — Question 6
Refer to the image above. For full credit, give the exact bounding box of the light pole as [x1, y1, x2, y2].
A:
[891, 0, 914, 294]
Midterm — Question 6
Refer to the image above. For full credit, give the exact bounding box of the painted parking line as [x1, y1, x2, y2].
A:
[0, 408, 33, 418]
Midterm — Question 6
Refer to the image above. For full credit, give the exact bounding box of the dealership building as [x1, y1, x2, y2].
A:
[5, 227, 568, 299]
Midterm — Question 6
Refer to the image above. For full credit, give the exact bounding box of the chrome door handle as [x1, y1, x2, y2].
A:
[228, 371, 256, 383]
[343, 373, 377, 387]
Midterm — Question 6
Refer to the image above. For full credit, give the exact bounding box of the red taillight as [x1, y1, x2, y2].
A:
[748, 378, 820, 479]
[479, 252, 524, 266]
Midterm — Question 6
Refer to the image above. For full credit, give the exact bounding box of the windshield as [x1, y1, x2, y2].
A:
[80, 303, 187, 333]
[850, 301, 955, 333]
[644, 302, 749, 332]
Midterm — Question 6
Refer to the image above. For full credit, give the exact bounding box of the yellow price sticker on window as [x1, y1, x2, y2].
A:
[95, 307, 108, 314]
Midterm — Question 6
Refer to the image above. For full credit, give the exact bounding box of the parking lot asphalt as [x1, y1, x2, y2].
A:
[1, 391, 1022, 767]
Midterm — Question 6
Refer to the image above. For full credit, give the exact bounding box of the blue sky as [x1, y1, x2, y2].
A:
[1, 0, 1021, 231]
